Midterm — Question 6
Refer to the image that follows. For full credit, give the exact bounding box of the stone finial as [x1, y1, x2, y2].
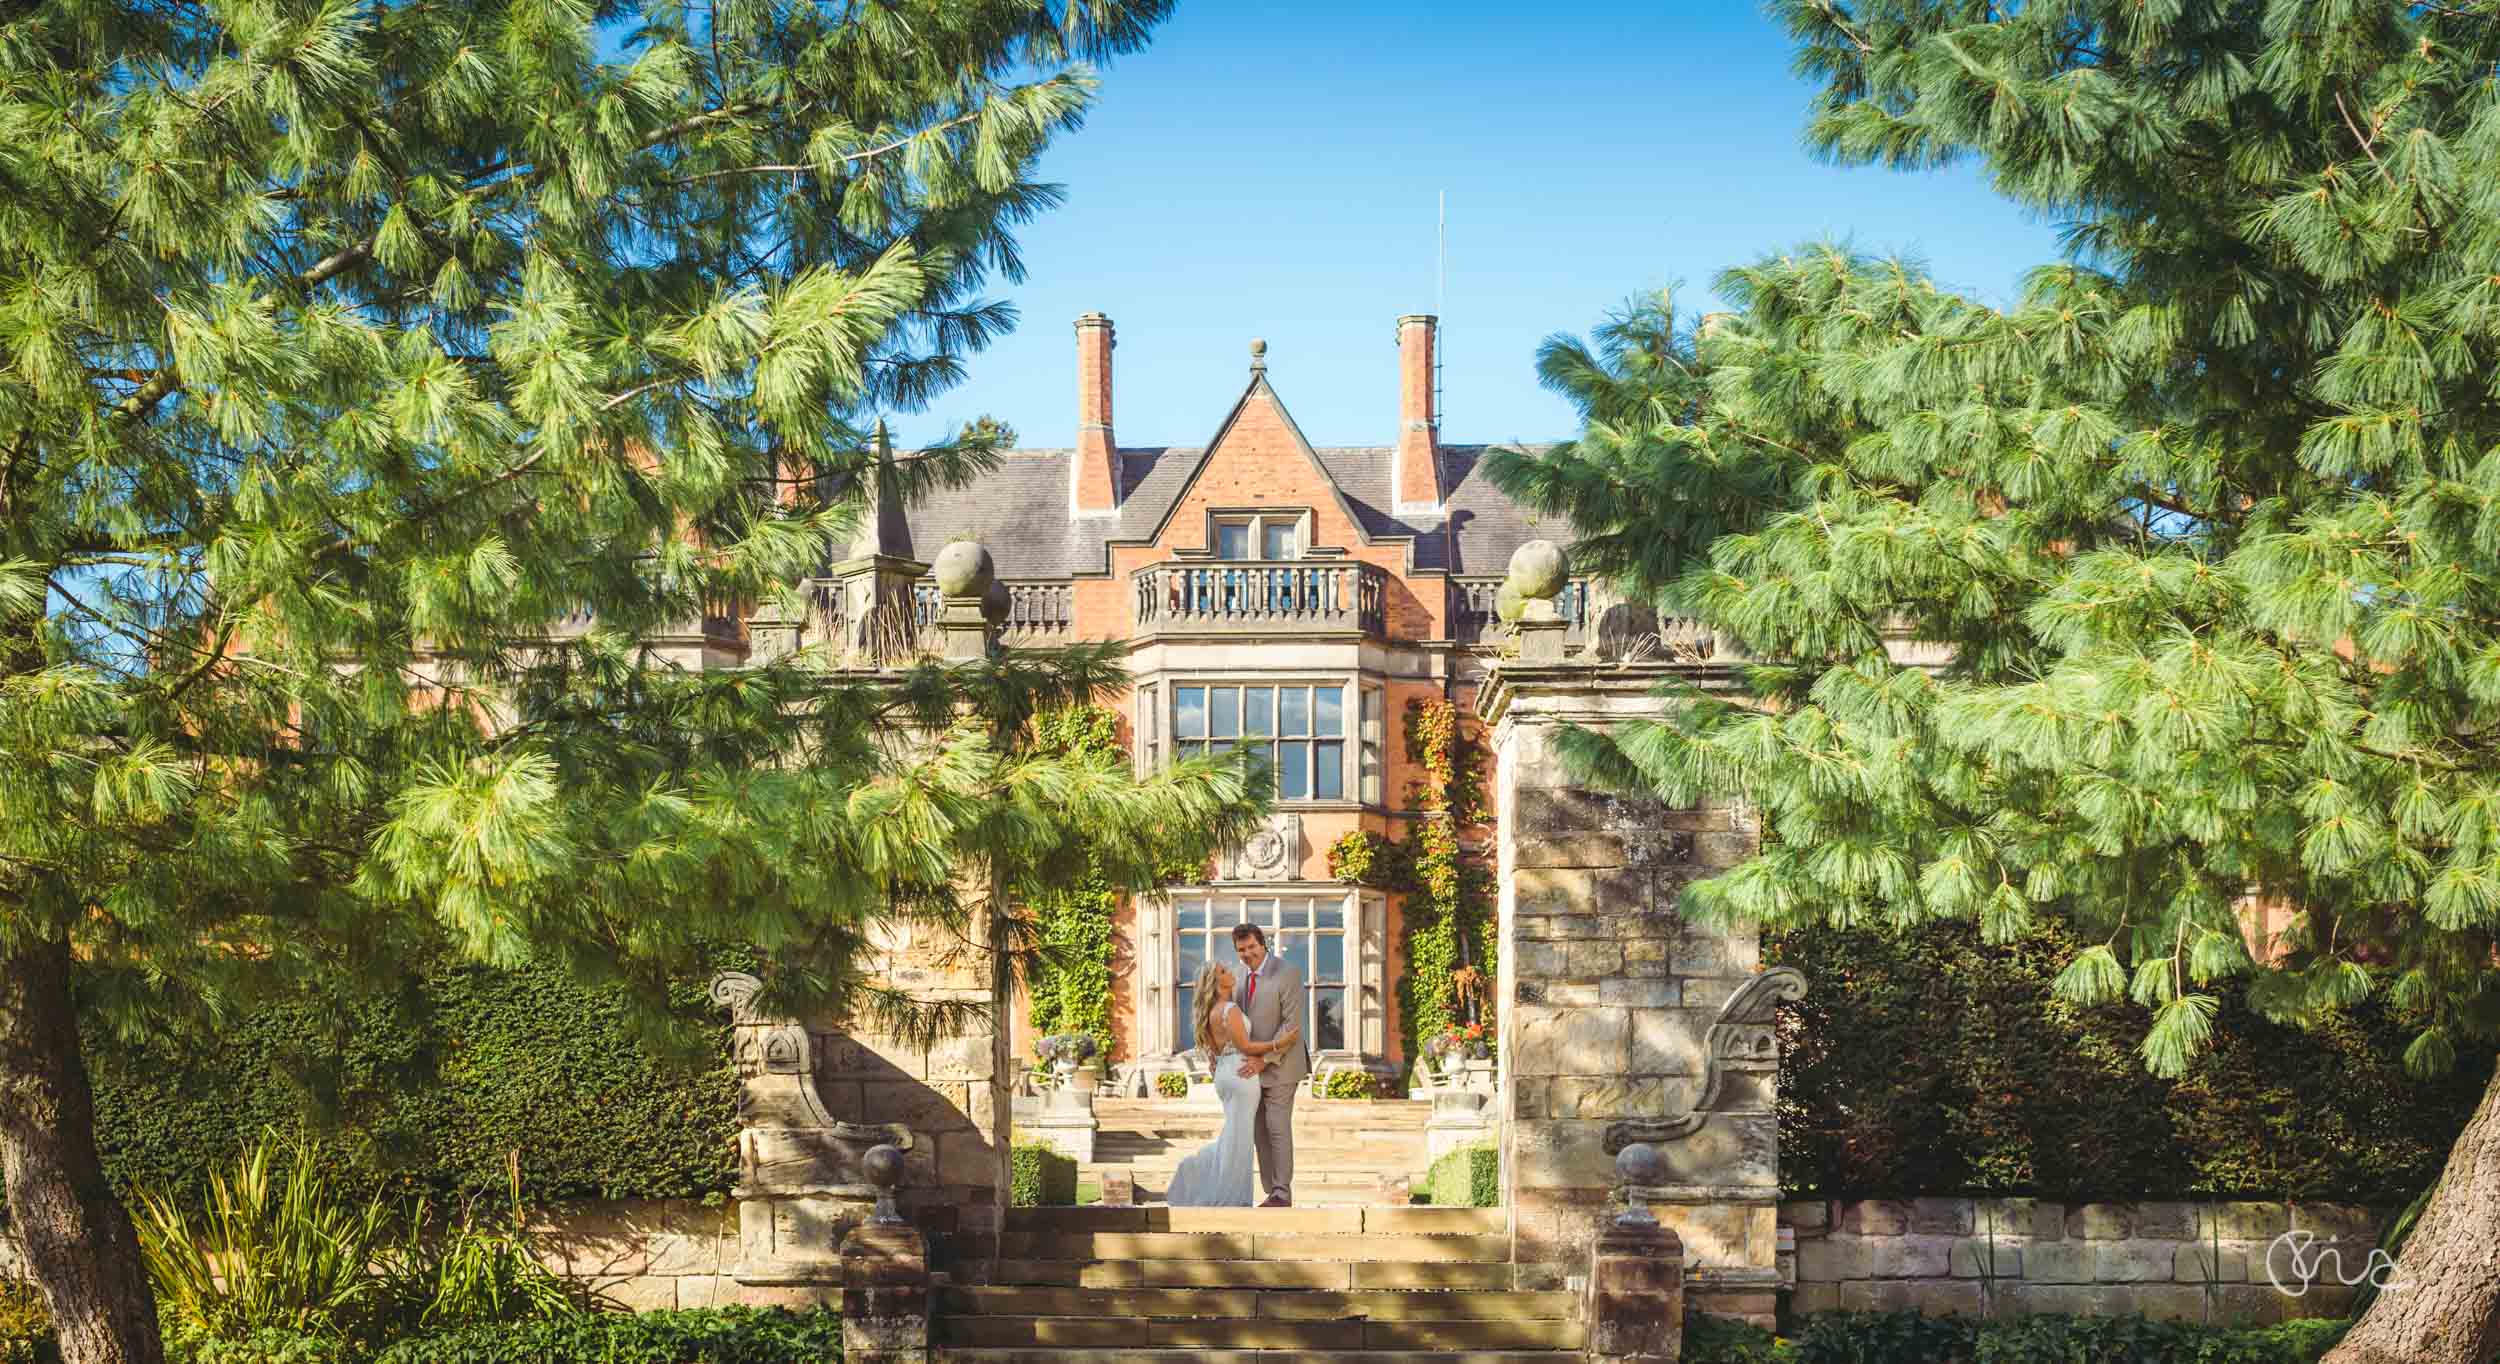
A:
[1506, 539, 1569, 600]
[864, 1143, 908, 1226]
[1615, 1143, 1665, 1229]
[1249, 337, 1267, 373]
[932, 540, 995, 600]
[1494, 580, 1528, 625]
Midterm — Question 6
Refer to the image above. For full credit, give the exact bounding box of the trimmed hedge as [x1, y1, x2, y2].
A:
[1422, 1142, 1497, 1207]
[1686, 1310, 2348, 1363]
[1009, 1143, 1077, 1206]
[84, 956, 741, 1208]
[1318, 1069, 1380, 1100]
[371, 1308, 843, 1364]
[1771, 922, 2496, 1202]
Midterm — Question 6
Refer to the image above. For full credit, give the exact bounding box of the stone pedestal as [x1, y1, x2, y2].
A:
[1426, 1087, 1496, 1161]
[1586, 1218, 1686, 1363]
[1022, 1085, 1098, 1162]
[840, 1223, 931, 1364]
[1481, 661, 1798, 1325]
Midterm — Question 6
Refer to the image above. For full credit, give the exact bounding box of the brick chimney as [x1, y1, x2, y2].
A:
[1393, 314, 1442, 512]
[1072, 312, 1118, 515]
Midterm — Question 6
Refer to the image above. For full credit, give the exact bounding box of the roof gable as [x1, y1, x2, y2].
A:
[1137, 371, 1378, 553]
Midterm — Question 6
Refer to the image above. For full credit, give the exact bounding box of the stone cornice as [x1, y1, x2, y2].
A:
[1475, 659, 1748, 727]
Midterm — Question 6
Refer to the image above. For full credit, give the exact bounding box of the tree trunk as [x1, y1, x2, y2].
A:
[2325, 1060, 2500, 1364]
[0, 935, 164, 1364]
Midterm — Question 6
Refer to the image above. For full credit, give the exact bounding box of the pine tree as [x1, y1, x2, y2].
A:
[0, 6, 1259, 1364]
[1492, 5, 2500, 1359]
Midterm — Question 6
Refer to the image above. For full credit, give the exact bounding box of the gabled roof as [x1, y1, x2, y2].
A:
[876, 366, 1571, 580]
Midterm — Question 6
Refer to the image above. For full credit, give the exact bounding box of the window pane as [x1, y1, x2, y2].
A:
[1279, 687, 1309, 736]
[1279, 742, 1309, 799]
[1262, 521, 1295, 559]
[1278, 931, 1309, 978]
[1217, 522, 1250, 559]
[1281, 899, 1312, 928]
[1362, 686, 1381, 732]
[1315, 902, 1345, 931]
[1314, 987, 1347, 1051]
[1315, 685, 1344, 736]
[1246, 898, 1280, 925]
[1178, 930, 1204, 977]
[1177, 900, 1207, 930]
[1312, 931, 1343, 983]
[1177, 985, 1195, 1049]
[1244, 687, 1273, 736]
[1180, 740, 1206, 761]
[1176, 687, 1207, 738]
[1211, 687, 1239, 739]
[1314, 740, 1344, 799]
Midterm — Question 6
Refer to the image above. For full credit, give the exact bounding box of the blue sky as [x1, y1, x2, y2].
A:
[909, 2, 2068, 453]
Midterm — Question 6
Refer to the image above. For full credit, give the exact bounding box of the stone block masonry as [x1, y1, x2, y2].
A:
[1782, 1197, 2392, 1323]
[1483, 660, 1785, 1327]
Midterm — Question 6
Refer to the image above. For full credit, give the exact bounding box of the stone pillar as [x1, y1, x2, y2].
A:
[840, 1146, 930, 1364]
[930, 541, 1001, 661]
[1585, 1146, 1686, 1364]
[1480, 557, 1798, 1327]
[1426, 1087, 1496, 1161]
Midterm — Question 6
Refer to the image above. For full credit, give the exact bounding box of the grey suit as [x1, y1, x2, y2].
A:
[1237, 952, 1308, 1202]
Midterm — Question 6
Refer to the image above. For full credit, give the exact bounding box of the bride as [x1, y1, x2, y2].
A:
[1163, 961, 1301, 1207]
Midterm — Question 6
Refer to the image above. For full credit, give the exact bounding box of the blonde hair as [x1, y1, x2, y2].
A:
[1191, 963, 1232, 1056]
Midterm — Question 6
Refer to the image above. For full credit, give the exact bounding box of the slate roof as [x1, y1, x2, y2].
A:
[887, 442, 1570, 581]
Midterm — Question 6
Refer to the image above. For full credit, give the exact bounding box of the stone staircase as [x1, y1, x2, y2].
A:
[1082, 1097, 1436, 1204]
[937, 1205, 1579, 1362]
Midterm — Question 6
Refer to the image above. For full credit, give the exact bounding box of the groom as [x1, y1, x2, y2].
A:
[1230, 923, 1308, 1207]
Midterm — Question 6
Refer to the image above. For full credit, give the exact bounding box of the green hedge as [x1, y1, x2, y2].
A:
[83, 956, 741, 1208]
[1421, 1142, 1497, 1207]
[1686, 1311, 2348, 1363]
[1009, 1143, 1077, 1206]
[369, 1308, 842, 1364]
[1771, 922, 2496, 1202]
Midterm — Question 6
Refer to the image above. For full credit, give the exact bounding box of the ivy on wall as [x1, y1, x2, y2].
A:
[1020, 705, 1124, 1057]
[1326, 698, 1496, 1075]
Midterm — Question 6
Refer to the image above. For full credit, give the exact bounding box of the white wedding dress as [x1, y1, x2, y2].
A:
[1163, 1002, 1259, 1207]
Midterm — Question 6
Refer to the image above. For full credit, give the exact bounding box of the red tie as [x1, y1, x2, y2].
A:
[1245, 967, 1257, 1011]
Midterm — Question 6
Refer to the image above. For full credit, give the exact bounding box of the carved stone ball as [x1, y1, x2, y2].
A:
[932, 540, 995, 599]
[1505, 539, 1569, 600]
[982, 579, 1011, 626]
[1494, 580, 1528, 624]
[1616, 1141, 1665, 1190]
[862, 1142, 907, 1192]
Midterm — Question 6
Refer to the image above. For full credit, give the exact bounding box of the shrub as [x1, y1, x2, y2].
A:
[1771, 922, 2495, 1201]
[1009, 1143, 1077, 1207]
[87, 955, 741, 1209]
[371, 1307, 845, 1364]
[1318, 1069, 1378, 1100]
[1422, 1142, 1497, 1207]
[1154, 1071, 1188, 1099]
[0, 1280, 54, 1364]
[1681, 1312, 2351, 1364]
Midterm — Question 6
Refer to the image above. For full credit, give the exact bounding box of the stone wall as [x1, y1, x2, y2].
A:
[1783, 1197, 2390, 1324]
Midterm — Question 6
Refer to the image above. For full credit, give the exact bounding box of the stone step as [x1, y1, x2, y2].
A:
[986, 1258, 1521, 1291]
[938, 1316, 1583, 1351]
[945, 1339, 1570, 1349]
[1005, 1206, 1503, 1235]
[941, 1351, 1579, 1364]
[996, 1232, 1510, 1263]
[942, 1288, 1575, 1322]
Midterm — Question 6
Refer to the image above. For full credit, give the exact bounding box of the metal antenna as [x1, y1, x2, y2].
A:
[1434, 190, 1446, 430]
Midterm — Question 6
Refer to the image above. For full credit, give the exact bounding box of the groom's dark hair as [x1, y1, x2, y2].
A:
[1231, 923, 1266, 948]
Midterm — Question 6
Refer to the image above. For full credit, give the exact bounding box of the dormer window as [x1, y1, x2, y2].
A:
[1215, 513, 1301, 561]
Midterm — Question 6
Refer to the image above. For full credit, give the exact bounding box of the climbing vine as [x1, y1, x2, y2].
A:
[1389, 698, 1497, 1075]
[1022, 705, 1124, 1056]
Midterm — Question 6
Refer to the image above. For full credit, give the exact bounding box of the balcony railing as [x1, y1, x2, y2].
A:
[910, 579, 1075, 642]
[1132, 560, 1386, 636]
[1450, 577, 1592, 646]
